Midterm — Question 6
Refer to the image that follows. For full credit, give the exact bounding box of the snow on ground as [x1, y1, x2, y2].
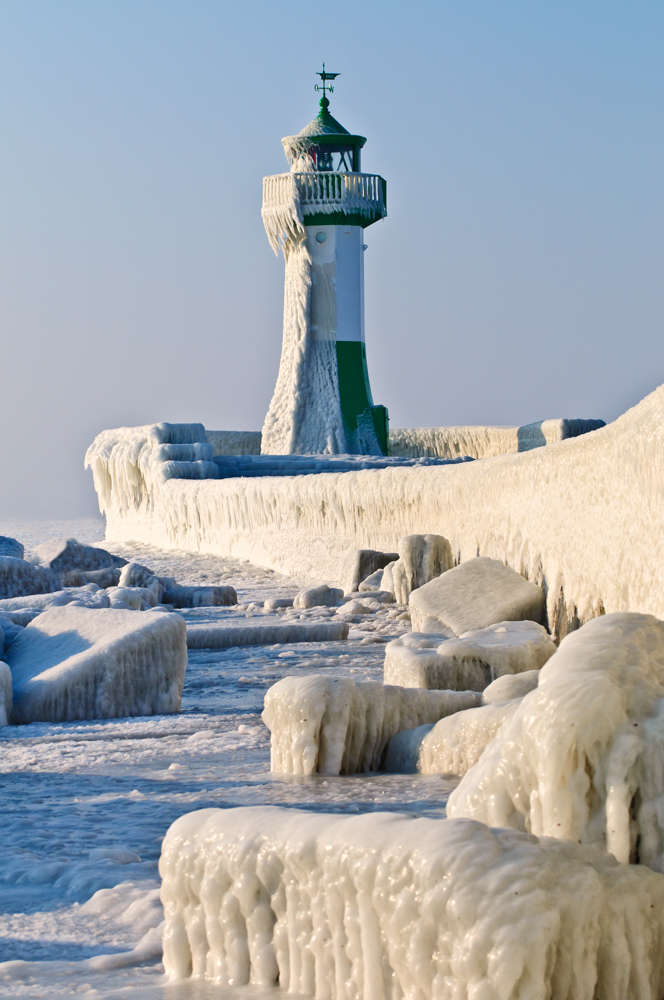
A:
[0, 521, 457, 998]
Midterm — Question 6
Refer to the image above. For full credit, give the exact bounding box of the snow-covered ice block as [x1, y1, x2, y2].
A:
[389, 419, 606, 460]
[0, 556, 58, 601]
[162, 585, 237, 608]
[410, 556, 545, 634]
[384, 620, 555, 690]
[186, 620, 349, 650]
[262, 675, 480, 775]
[293, 584, 343, 609]
[106, 586, 158, 610]
[0, 536, 23, 560]
[343, 589, 394, 604]
[391, 533, 453, 604]
[0, 584, 111, 612]
[147, 422, 207, 445]
[7, 605, 187, 724]
[334, 598, 374, 617]
[160, 805, 664, 998]
[448, 612, 664, 868]
[344, 549, 398, 594]
[32, 538, 118, 574]
[0, 613, 24, 649]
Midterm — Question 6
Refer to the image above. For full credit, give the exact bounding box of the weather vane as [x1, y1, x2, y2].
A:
[315, 63, 339, 104]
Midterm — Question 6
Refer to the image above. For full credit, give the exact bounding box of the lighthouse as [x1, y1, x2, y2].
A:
[261, 67, 389, 456]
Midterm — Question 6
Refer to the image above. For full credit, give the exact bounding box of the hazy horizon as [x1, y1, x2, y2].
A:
[1, 0, 662, 518]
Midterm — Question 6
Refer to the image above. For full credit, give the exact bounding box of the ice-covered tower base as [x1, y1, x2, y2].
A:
[261, 88, 388, 455]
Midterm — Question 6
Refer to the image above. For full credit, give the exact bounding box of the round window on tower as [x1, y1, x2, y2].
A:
[315, 231, 328, 244]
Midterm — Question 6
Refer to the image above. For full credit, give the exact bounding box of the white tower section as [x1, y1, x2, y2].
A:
[260, 84, 388, 456]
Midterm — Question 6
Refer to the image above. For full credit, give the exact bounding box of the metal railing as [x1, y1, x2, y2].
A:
[262, 172, 387, 221]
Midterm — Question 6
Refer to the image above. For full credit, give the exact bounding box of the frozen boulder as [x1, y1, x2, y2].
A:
[384, 621, 555, 691]
[119, 562, 167, 602]
[481, 668, 540, 704]
[162, 585, 237, 608]
[409, 556, 545, 634]
[380, 559, 397, 595]
[0, 585, 111, 613]
[293, 584, 344, 609]
[334, 598, 375, 617]
[61, 567, 121, 589]
[0, 613, 24, 650]
[343, 590, 394, 604]
[0, 536, 23, 560]
[7, 605, 187, 724]
[263, 597, 294, 610]
[262, 674, 480, 775]
[32, 538, 118, 574]
[344, 549, 399, 594]
[106, 586, 158, 610]
[385, 699, 520, 776]
[448, 612, 664, 868]
[358, 568, 384, 591]
[160, 806, 664, 1000]
[0, 556, 58, 601]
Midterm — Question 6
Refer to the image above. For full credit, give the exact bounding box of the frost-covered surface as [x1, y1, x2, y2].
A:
[262, 674, 480, 775]
[0, 557, 58, 601]
[448, 612, 664, 871]
[0, 524, 466, 997]
[214, 454, 468, 477]
[391, 533, 453, 604]
[186, 619, 349, 649]
[94, 385, 664, 634]
[384, 621, 556, 689]
[410, 556, 545, 634]
[0, 662, 12, 727]
[0, 537, 24, 560]
[0, 584, 111, 612]
[160, 805, 664, 999]
[7, 605, 187, 724]
[206, 429, 262, 456]
[389, 417, 605, 459]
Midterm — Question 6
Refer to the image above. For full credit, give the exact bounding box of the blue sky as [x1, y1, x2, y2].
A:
[1, 1, 662, 516]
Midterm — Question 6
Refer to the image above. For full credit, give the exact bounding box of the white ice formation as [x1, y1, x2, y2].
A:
[7, 605, 187, 724]
[293, 584, 344, 609]
[89, 385, 664, 637]
[0, 584, 111, 612]
[0, 661, 12, 726]
[409, 556, 545, 634]
[185, 620, 349, 649]
[389, 418, 605, 459]
[447, 612, 664, 870]
[159, 805, 664, 998]
[344, 548, 398, 594]
[106, 585, 158, 610]
[384, 621, 556, 690]
[32, 537, 119, 574]
[262, 674, 480, 775]
[388, 533, 453, 604]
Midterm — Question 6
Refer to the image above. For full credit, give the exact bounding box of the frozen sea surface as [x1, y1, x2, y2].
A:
[0, 520, 456, 998]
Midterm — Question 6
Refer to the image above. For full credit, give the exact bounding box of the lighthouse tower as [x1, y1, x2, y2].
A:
[260, 68, 388, 456]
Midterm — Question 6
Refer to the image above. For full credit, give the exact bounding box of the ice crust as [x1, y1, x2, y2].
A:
[389, 418, 605, 459]
[0, 585, 111, 612]
[185, 620, 349, 649]
[0, 661, 12, 726]
[448, 612, 664, 869]
[262, 674, 480, 775]
[159, 805, 664, 999]
[7, 606, 187, 724]
[384, 621, 556, 690]
[33, 538, 119, 574]
[0, 536, 24, 560]
[409, 557, 545, 634]
[91, 385, 664, 635]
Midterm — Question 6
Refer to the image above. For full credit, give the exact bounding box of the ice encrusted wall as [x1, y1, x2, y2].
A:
[159, 806, 664, 998]
[89, 385, 664, 633]
[390, 418, 605, 459]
